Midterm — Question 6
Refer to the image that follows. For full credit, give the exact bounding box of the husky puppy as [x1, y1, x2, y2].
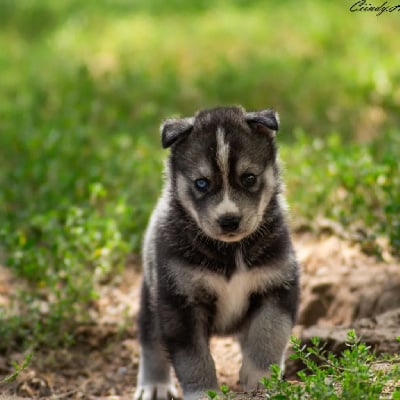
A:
[134, 106, 299, 400]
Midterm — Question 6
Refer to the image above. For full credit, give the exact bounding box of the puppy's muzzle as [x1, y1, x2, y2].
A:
[218, 214, 241, 233]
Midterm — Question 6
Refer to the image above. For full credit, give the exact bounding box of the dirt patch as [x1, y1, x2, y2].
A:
[0, 233, 399, 399]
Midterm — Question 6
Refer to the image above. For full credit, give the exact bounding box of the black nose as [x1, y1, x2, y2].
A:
[218, 215, 241, 232]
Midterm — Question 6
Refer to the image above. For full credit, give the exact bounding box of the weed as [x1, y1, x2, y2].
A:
[261, 331, 400, 399]
[207, 384, 235, 400]
[282, 131, 400, 257]
[0, 353, 32, 385]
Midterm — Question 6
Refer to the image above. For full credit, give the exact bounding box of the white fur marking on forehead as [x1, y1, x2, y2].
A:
[216, 127, 230, 179]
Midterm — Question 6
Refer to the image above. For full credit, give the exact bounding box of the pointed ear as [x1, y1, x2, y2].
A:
[160, 117, 194, 148]
[245, 109, 280, 135]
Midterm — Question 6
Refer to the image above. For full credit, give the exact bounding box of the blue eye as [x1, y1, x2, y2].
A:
[194, 178, 210, 191]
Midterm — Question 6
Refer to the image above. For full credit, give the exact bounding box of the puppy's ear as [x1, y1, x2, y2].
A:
[245, 109, 279, 136]
[160, 117, 194, 148]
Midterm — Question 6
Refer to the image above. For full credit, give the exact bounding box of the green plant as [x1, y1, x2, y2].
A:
[207, 384, 234, 400]
[282, 131, 400, 257]
[0, 353, 32, 385]
[261, 331, 400, 399]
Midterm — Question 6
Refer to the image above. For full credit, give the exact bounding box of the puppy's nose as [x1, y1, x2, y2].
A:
[218, 214, 241, 232]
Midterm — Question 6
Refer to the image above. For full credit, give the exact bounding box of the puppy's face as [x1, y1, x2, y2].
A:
[162, 106, 280, 243]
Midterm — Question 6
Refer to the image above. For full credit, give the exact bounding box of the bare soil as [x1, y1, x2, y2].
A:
[0, 233, 398, 399]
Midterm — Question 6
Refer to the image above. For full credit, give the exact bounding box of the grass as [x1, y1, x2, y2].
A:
[282, 130, 400, 256]
[0, 0, 399, 349]
[262, 331, 400, 399]
[207, 332, 400, 399]
[0, 353, 32, 385]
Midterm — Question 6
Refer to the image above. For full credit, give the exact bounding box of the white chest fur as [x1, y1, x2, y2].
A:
[199, 262, 286, 332]
[166, 253, 290, 333]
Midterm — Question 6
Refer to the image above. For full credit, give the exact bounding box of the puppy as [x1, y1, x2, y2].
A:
[134, 106, 299, 400]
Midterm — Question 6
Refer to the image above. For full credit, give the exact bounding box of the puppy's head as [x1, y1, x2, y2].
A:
[162, 106, 280, 242]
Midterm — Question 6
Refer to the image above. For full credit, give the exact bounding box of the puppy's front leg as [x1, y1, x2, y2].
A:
[238, 294, 295, 390]
[135, 281, 178, 400]
[160, 301, 218, 400]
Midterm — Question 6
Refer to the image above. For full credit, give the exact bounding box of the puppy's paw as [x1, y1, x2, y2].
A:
[182, 391, 207, 400]
[134, 383, 179, 400]
[239, 358, 268, 391]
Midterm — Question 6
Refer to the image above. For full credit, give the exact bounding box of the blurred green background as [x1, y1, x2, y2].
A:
[0, 0, 399, 349]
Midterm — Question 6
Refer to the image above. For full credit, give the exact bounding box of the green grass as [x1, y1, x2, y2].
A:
[282, 130, 400, 255]
[207, 332, 400, 399]
[262, 331, 400, 399]
[0, 0, 399, 348]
